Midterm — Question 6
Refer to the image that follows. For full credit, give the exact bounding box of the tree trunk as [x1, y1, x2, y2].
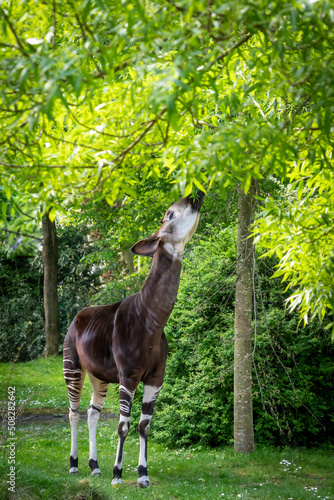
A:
[42, 211, 60, 357]
[122, 248, 135, 274]
[234, 180, 256, 453]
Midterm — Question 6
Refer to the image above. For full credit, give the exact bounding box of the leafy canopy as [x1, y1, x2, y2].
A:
[1, 0, 333, 322]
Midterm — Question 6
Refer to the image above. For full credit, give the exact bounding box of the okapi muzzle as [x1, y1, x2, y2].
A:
[63, 190, 204, 488]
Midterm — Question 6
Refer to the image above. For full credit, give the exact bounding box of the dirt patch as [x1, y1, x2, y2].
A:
[14, 410, 118, 424]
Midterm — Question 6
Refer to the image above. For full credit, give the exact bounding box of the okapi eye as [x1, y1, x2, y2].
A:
[168, 212, 174, 220]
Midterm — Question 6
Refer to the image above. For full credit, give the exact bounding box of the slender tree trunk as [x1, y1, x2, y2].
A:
[42, 211, 60, 357]
[122, 248, 135, 274]
[234, 180, 256, 453]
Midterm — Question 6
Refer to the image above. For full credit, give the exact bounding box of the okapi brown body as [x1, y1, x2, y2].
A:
[63, 191, 204, 487]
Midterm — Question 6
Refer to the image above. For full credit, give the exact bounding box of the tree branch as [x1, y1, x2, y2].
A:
[0, 7, 30, 58]
[0, 161, 99, 169]
[52, 0, 57, 51]
[216, 33, 253, 64]
[1, 228, 42, 241]
[282, 95, 311, 129]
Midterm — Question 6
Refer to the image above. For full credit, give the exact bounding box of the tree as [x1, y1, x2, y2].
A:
[1, 0, 333, 322]
[234, 181, 256, 453]
[42, 210, 60, 356]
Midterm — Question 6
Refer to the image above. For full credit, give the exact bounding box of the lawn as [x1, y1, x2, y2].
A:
[0, 356, 119, 413]
[0, 357, 333, 500]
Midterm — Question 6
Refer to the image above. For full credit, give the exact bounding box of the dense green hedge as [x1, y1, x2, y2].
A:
[0, 250, 45, 361]
[145, 226, 334, 448]
[0, 224, 100, 362]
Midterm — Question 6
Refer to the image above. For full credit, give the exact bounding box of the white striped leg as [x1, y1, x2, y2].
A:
[112, 384, 135, 486]
[137, 385, 161, 488]
[69, 408, 80, 473]
[87, 373, 109, 476]
[63, 352, 86, 474]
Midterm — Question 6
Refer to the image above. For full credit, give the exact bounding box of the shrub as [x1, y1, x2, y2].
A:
[0, 250, 45, 361]
[149, 226, 334, 448]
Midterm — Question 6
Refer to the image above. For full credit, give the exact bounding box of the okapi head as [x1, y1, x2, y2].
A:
[131, 190, 205, 258]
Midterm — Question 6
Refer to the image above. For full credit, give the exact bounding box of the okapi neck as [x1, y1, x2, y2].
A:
[138, 245, 182, 326]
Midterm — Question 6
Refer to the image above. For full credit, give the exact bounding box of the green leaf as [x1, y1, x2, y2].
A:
[184, 182, 193, 198]
[324, 107, 331, 136]
[297, 179, 304, 201]
[49, 207, 56, 223]
[192, 178, 206, 194]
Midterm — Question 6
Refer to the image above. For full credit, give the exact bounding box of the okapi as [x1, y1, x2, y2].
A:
[63, 191, 204, 487]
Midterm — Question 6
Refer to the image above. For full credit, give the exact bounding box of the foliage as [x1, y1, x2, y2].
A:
[1, 0, 333, 324]
[256, 172, 334, 332]
[0, 247, 44, 362]
[0, 221, 101, 361]
[151, 226, 334, 448]
[251, 261, 334, 447]
[91, 270, 145, 306]
[57, 221, 101, 337]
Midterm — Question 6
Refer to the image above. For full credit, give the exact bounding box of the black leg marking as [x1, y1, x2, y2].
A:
[113, 465, 122, 480]
[70, 456, 78, 469]
[89, 459, 100, 474]
[137, 385, 161, 488]
[138, 465, 148, 478]
[88, 404, 101, 413]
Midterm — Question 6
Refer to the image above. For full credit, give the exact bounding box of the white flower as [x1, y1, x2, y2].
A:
[26, 38, 43, 45]
[45, 32, 54, 43]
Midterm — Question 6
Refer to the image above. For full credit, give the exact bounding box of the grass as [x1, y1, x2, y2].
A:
[0, 357, 333, 499]
[0, 421, 333, 500]
[0, 356, 119, 413]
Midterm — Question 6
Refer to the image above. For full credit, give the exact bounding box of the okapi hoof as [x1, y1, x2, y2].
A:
[89, 459, 101, 476]
[70, 456, 78, 474]
[112, 466, 122, 486]
[111, 477, 122, 486]
[138, 466, 150, 488]
[137, 477, 150, 488]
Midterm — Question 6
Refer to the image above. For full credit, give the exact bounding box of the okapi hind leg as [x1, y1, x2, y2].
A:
[87, 373, 109, 476]
[137, 384, 161, 488]
[63, 348, 86, 474]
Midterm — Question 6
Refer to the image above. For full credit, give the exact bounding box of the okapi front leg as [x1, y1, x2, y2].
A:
[112, 383, 135, 485]
[138, 385, 161, 488]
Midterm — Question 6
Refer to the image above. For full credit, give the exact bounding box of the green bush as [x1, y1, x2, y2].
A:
[150, 226, 334, 448]
[0, 223, 102, 361]
[0, 250, 45, 361]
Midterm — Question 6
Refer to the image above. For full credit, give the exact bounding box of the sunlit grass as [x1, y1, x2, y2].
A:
[0, 358, 333, 499]
[0, 419, 333, 500]
[0, 356, 119, 412]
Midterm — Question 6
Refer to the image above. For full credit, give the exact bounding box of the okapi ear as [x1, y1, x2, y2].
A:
[131, 235, 160, 257]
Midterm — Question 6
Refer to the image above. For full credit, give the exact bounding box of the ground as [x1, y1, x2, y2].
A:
[0, 357, 333, 499]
